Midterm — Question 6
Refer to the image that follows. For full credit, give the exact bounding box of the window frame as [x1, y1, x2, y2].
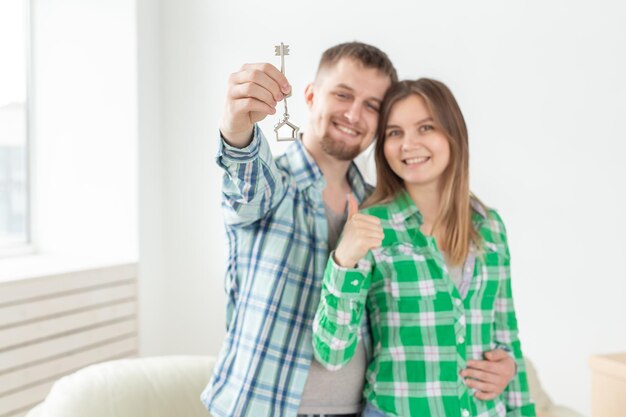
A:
[0, 0, 35, 258]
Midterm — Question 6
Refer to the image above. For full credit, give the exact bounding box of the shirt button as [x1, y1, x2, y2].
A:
[351, 279, 359, 286]
[458, 336, 465, 344]
[455, 298, 462, 306]
[461, 409, 470, 417]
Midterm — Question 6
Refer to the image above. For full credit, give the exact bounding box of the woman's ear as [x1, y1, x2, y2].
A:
[304, 83, 315, 109]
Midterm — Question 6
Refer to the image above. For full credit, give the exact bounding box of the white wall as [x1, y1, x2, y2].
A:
[137, 0, 165, 356]
[31, 0, 137, 261]
[138, 1, 626, 415]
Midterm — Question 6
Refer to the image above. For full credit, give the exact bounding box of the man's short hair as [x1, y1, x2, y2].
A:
[316, 42, 398, 83]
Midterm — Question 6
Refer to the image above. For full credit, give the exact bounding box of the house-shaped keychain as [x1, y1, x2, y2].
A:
[274, 116, 299, 142]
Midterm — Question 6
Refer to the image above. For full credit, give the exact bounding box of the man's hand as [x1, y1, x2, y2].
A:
[220, 63, 292, 148]
[461, 349, 517, 400]
[334, 194, 384, 268]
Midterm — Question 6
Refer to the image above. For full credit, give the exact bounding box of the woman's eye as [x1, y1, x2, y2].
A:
[386, 130, 401, 137]
[419, 124, 434, 133]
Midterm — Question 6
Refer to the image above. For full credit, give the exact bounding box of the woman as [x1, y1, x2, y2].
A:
[312, 79, 536, 417]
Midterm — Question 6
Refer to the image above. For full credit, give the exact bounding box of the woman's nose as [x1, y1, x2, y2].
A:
[400, 134, 420, 152]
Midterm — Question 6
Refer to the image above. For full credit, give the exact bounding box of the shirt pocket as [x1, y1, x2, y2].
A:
[476, 241, 506, 301]
[376, 243, 446, 301]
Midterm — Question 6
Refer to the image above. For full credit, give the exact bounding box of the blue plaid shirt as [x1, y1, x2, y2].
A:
[201, 125, 372, 417]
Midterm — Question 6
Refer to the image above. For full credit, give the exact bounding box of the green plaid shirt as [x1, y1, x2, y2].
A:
[313, 191, 536, 417]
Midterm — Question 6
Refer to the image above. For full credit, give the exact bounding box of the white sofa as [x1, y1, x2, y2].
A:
[26, 356, 583, 417]
[26, 356, 215, 417]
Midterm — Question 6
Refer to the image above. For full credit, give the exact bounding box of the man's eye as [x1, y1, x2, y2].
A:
[335, 93, 350, 100]
[366, 103, 380, 113]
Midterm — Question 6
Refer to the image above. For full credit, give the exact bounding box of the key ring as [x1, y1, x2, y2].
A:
[273, 42, 300, 141]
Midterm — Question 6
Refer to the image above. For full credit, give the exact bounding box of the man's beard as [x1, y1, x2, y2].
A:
[320, 134, 361, 161]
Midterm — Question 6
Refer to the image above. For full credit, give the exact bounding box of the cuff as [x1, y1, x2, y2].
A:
[216, 124, 262, 167]
[324, 253, 371, 296]
[494, 343, 518, 375]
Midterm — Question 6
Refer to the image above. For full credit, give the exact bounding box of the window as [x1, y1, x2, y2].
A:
[0, 0, 30, 253]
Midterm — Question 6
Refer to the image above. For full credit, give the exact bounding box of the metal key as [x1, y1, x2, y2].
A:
[273, 42, 299, 141]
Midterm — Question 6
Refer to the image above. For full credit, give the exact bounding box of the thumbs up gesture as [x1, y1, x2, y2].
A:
[334, 194, 385, 268]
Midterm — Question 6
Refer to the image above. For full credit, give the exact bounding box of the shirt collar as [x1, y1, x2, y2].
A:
[385, 191, 488, 228]
[386, 190, 424, 227]
[285, 136, 369, 202]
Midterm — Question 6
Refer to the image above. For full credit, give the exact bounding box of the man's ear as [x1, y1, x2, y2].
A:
[304, 83, 315, 109]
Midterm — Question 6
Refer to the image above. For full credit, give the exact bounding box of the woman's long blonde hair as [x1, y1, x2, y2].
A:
[364, 78, 482, 265]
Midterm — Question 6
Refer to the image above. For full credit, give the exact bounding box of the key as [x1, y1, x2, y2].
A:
[273, 42, 300, 142]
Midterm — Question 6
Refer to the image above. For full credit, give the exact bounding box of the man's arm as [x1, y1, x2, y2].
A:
[220, 63, 291, 147]
[462, 348, 517, 400]
[218, 126, 286, 226]
[217, 63, 291, 226]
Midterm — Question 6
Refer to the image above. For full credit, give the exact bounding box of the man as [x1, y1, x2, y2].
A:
[202, 42, 516, 417]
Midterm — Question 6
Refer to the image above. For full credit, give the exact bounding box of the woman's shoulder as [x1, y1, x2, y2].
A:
[471, 197, 505, 226]
[472, 198, 509, 250]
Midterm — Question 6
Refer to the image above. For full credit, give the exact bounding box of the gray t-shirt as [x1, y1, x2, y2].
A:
[297, 202, 367, 415]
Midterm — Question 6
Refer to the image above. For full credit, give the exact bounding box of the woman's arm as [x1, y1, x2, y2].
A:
[313, 197, 383, 369]
[312, 254, 373, 369]
[490, 211, 536, 417]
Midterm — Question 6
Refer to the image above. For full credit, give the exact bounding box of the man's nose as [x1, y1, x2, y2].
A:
[344, 102, 362, 124]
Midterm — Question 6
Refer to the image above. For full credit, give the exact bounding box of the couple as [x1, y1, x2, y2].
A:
[202, 42, 536, 417]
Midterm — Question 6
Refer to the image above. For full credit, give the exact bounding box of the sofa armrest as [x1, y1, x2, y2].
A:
[538, 405, 586, 417]
[26, 356, 215, 417]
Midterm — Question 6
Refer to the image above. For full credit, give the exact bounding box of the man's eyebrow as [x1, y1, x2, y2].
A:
[335, 83, 354, 91]
[335, 83, 384, 103]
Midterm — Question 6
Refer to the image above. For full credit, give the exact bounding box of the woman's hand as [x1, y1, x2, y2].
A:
[334, 194, 384, 268]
